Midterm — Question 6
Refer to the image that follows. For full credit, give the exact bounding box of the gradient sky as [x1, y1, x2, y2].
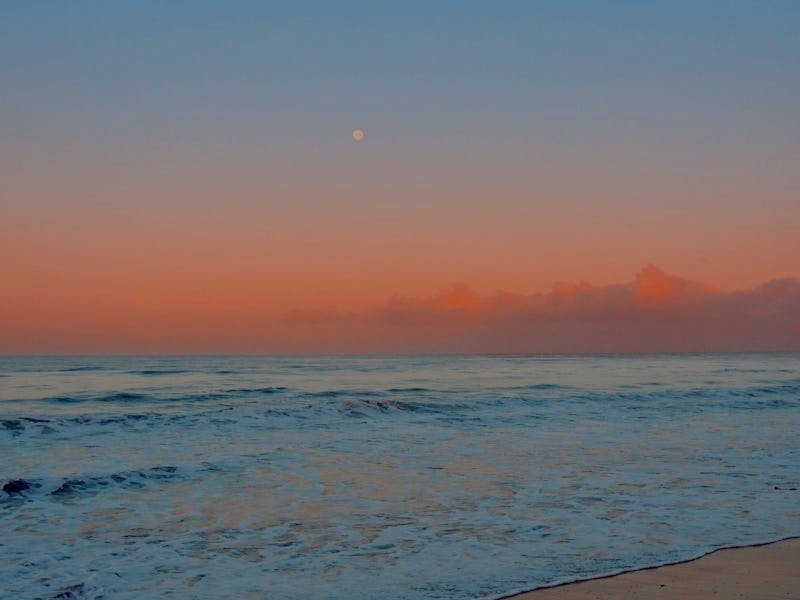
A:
[2, 2, 799, 353]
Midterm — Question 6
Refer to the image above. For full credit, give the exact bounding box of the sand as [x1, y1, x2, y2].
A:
[503, 537, 800, 599]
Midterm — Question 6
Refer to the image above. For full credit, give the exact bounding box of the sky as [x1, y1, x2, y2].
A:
[1, 1, 799, 353]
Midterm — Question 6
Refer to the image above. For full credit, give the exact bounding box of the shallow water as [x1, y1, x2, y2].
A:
[1, 354, 799, 599]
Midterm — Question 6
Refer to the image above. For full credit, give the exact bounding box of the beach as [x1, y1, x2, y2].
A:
[2, 354, 798, 598]
[507, 537, 800, 599]
[4, 2, 799, 598]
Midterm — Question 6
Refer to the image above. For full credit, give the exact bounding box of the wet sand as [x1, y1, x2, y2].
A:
[504, 537, 800, 599]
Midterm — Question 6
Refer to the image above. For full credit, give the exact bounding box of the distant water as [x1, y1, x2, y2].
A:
[1, 354, 799, 599]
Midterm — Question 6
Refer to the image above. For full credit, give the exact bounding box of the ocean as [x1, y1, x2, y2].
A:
[1, 354, 798, 599]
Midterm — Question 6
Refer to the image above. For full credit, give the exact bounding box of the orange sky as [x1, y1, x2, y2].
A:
[3, 149, 798, 353]
[2, 226, 798, 352]
[2, 3, 798, 353]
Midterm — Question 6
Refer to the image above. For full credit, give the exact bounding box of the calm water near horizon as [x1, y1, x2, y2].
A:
[1, 354, 799, 599]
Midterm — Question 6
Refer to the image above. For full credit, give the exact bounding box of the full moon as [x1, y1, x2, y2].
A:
[352, 129, 365, 141]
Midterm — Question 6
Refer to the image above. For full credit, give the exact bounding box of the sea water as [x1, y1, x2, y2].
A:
[1, 354, 798, 599]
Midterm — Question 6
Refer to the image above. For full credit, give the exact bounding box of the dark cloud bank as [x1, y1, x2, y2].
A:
[286, 265, 800, 353]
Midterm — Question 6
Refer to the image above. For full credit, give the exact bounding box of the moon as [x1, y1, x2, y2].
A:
[352, 129, 365, 141]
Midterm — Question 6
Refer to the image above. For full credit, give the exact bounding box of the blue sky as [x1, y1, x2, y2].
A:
[3, 1, 798, 155]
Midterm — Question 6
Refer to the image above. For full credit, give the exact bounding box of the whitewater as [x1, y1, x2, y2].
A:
[1, 354, 798, 599]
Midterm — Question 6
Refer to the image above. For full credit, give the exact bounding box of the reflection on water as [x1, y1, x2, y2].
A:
[1, 354, 799, 598]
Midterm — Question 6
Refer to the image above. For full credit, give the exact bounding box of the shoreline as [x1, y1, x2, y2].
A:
[497, 535, 800, 599]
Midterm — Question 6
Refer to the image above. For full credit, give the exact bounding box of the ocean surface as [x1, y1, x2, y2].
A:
[1, 354, 799, 599]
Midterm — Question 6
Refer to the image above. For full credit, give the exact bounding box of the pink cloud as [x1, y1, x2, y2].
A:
[285, 265, 800, 353]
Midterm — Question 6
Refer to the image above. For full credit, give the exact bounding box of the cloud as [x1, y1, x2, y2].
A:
[285, 265, 800, 353]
